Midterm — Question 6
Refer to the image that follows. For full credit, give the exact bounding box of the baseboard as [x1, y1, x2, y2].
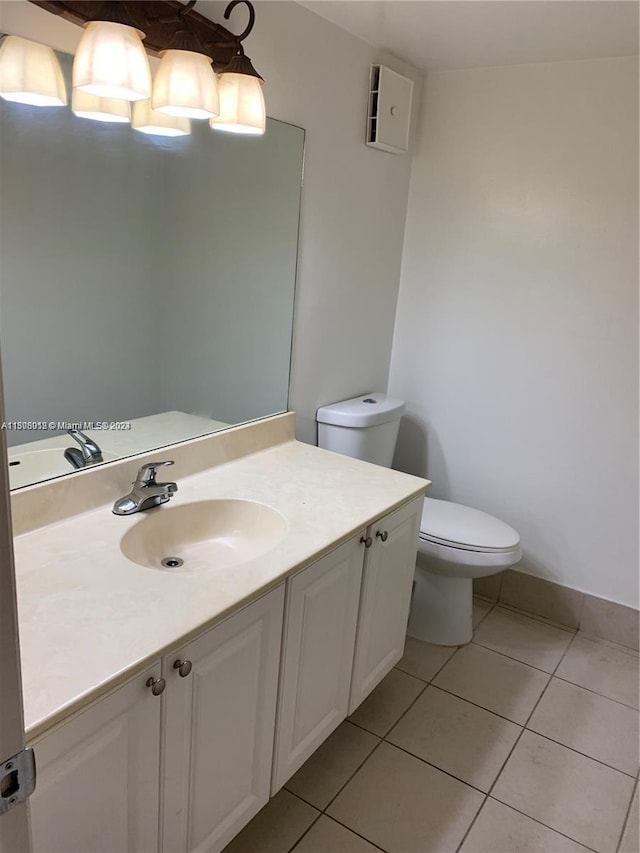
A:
[474, 569, 639, 652]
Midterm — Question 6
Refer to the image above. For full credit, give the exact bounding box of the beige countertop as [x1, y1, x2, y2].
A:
[14, 437, 427, 739]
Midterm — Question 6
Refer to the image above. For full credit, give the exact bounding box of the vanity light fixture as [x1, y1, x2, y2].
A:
[72, 1, 152, 102]
[131, 99, 191, 136]
[209, 1, 265, 135]
[152, 5, 219, 120]
[0, 34, 67, 106]
[25, 0, 267, 135]
[71, 88, 131, 123]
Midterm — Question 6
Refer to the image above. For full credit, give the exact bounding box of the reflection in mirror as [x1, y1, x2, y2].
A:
[0, 44, 304, 490]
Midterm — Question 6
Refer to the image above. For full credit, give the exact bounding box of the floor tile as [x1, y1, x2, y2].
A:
[395, 635, 456, 682]
[222, 790, 319, 853]
[528, 677, 639, 776]
[556, 634, 639, 709]
[327, 742, 484, 853]
[387, 686, 521, 792]
[619, 788, 639, 853]
[492, 730, 634, 851]
[472, 598, 492, 628]
[348, 668, 424, 737]
[473, 606, 574, 672]
[284, 722, 379, 810]
[460, 797, 590, 852]
[291, 816, 381, 853]
[433, 642, 550, 724]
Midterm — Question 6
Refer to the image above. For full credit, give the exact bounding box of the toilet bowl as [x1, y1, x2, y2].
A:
[316, 393, 522, 646]
[408, 498, 521, 645]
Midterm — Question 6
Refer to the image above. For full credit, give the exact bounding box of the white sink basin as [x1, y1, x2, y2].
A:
[120, 499, 289, 572]
[8, 448, 118, 489]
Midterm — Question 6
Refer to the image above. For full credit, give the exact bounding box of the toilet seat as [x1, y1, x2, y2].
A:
[419, 497, 520, 554]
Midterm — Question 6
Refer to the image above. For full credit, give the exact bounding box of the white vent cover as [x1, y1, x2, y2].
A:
[366, 65, 413, 155]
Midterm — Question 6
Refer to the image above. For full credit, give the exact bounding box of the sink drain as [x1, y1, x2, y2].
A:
[161, 556, 184, 569]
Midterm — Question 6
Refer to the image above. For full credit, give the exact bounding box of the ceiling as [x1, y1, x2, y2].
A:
[298, 1, 639, 71]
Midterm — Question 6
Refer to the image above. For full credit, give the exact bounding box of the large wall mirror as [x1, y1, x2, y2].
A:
[0, 44, 304, 490]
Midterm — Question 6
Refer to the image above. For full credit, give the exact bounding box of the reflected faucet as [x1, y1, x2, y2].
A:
[113, 461, 178, 516]
[64, 429, 103, 470]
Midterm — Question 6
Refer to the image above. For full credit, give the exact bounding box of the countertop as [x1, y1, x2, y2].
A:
[14, 438, 427, 739]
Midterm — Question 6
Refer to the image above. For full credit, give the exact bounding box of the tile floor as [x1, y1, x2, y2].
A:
[224, 600, 639, 853]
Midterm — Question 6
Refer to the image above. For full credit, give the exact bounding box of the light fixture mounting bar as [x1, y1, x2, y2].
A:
[26, 1, 245, 72]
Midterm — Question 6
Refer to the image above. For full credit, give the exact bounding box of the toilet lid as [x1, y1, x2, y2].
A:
[420, 498, 520, 553]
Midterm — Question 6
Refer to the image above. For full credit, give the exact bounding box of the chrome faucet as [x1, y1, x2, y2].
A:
[64, 429, 103, 470]
[112, 461, 178, 516]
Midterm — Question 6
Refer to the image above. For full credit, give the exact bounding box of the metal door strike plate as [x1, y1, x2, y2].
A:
[0, 748, 36, 815]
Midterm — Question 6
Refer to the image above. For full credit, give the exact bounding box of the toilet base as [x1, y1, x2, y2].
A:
[407, 568, 474, 646]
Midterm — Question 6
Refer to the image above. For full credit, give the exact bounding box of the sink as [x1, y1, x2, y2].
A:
[8, 448, 118, 489]
[120, 499, 289, 572]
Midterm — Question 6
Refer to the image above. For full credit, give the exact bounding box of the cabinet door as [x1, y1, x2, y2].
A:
[29, 663, 162, 853]
[349, 496, 422, 713]
[272, 534, 365, 793]
[161, 585, 284, 853]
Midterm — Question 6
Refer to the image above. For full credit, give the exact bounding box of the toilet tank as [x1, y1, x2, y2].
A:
[316, 393, 406, 468]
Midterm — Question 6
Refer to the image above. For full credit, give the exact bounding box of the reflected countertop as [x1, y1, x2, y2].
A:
[8, 411, 229, 489]
[13, 433, 428, 740]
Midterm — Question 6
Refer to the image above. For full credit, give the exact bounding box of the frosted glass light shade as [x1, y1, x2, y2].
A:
[72, 88, 130, 122]
[152, 50, 219, 120]
[209, 73, 265, 135]
[131, 99, 190, 137]
[0, 35, 67, 106]
[73, 20, 151, 102]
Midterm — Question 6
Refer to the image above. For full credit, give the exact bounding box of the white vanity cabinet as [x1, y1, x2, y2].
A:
[271, 535, 365, 792]
[160, 584, 285, 853]
[349, 495, 422, 712]
[28, 586, 284, 853]
[272, 495, 422, 792]
[28, 662, 163, 853]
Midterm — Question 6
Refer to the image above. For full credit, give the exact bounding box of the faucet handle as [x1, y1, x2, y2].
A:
[136, 460, 174, 485]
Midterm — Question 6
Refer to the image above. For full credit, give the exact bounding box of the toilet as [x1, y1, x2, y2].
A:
[316, 393, 522, 646]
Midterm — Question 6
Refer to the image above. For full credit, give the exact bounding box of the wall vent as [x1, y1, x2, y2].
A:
[366, 65, 413, 155]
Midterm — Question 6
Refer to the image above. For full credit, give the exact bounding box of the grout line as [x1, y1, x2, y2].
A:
[550, 675, 640, 712]
[469, 638, 569, 675]
[471, 598, 495, 630]
[573, 631, 640, 659]
[284, 805, 322, 853]
[320, 814, 389, 852]
[615, 774, 638, 853]
[391, 663, 429, 684]
[429, 682, 546, 728]
[319, 737, 386, 814]
[379, 739, 488, 797]
[495, 601, 578, 634]
[393, 645, 459, 682]
[486, 797, 601, 853]
[522, 727, 638, 779]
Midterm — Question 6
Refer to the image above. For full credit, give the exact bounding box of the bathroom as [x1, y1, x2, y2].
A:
[0, 1, 637, 852]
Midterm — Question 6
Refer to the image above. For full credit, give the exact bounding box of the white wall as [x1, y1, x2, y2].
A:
[201, 1, 422, 442]
[389, 57, 638, 608]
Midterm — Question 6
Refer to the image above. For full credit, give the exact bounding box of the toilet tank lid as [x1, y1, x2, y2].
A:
[316, 393, 406, 428]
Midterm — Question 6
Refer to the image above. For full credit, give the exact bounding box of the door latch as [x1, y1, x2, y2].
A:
[0, 747, 36, 816]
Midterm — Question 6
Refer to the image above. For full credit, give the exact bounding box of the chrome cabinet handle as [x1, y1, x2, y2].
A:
[146, 676, 166, 696]
[376, 530, 388, 542]
[173, 659, 193, 677]
[360, 535, 372, 549]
